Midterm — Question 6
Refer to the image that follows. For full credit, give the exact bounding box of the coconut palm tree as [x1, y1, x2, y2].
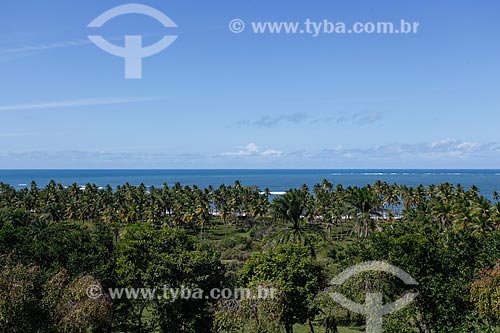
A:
[270, 188, 322, 254]
[346, 186, 383, 238]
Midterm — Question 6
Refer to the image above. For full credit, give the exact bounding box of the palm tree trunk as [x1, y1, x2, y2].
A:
[223, 216, 227, 239]
[308, 318, 315, 333]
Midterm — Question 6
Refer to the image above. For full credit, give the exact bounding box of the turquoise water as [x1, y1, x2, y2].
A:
[1, 169, 499, 200]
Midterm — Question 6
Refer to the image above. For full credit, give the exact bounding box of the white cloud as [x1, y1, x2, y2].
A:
[238, 111, 385, 128]
[222, 143, 283, 157]
[237, 113, 308, 127]
[335, 112, 384, 125]
[0, 33, 166, 57]
[313, 139, 500, 161]
[261, 149, 283, 157]
[0, 97, 158, 111]
[0, 39, 91, 55]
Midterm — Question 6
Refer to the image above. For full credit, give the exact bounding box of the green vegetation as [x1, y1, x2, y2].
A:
[1, 180, 500, 332]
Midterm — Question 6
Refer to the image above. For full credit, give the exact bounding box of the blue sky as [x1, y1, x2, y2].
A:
[0, 0, 499, 168]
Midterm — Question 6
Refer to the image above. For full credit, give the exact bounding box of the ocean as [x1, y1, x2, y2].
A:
[0, 169, 500, 200]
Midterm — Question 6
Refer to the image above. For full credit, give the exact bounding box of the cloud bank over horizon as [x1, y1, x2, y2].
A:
[1, 139, 498, 169]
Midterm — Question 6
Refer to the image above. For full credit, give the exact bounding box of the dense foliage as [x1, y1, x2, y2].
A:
[1, 179, 500, 332]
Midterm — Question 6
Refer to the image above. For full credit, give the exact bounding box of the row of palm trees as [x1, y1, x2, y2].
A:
[1, 179, 499, 239]
[0, 180, 269, 233]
